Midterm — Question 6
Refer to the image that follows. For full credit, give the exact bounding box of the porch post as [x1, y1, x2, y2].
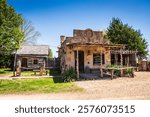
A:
[120, 49, 123, 76]
[76, 47, 79, 79]
[135, 51, 137, 66]
[100, 48, 103, 77]
[135, 50, 138, 71]
[120, 49, 123, 66]
[115, 53, 117, 65]
[13, 49, 17, 77]
[127, 54, 129, 66]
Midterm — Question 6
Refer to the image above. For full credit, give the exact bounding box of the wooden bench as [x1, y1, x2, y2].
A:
[101, 67, 135, 80]
[33, 70, 49, 75]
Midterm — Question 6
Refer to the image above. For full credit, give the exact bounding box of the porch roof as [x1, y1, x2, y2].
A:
[66, 43, 127, 48]
[110, 50, 137, 54]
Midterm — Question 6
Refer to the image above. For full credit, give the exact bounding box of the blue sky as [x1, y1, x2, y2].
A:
[7, 0, 150, 57]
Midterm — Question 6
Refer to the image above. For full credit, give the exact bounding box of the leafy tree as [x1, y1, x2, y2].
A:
[21, 19, 41, 45]
[48, 49, 53, 60]
[107, 18, 148, 58]
[0, 0, 24, 53]
[0, 0, 24, 67]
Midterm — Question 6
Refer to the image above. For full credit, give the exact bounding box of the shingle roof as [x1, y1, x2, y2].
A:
[16, 45, 49, 55]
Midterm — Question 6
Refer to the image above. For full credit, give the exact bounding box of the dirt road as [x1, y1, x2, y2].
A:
[0, 72, 150, 100]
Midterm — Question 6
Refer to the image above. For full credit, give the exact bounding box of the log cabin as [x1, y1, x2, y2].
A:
[16, 45, 50, 70]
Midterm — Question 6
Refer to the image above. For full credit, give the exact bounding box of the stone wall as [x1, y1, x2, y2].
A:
[64, 46, 111, 72]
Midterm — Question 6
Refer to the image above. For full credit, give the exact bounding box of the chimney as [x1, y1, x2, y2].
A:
[60, 35, 65, 44]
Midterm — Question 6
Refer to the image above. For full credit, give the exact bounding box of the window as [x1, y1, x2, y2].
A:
[93, 53, 105, 65]
[33, 59, 38, 65]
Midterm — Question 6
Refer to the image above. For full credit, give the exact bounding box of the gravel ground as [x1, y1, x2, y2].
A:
[0, 72, 150, 100]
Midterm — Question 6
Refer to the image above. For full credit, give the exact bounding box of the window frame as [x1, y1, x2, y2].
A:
[33, 59, 38, 65]
[93, 53, 105, 65]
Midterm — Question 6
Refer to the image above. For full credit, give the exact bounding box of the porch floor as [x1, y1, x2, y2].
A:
[79, 72, 115, 80]
[79, 73, 100, 80]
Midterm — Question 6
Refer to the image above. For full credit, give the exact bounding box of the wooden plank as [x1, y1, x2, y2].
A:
[111, 69, 114, 80]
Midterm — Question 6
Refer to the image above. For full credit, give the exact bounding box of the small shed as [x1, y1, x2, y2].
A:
[16, 45, 50, 70]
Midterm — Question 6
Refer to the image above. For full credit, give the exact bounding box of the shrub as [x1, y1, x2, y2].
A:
[49, 68, 61, 76]
[126, 68, 133, 77]
[114, 69, 120, 76]
[62, 67, 77, 82]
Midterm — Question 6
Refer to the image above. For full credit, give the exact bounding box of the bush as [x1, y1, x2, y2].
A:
[114, 69, 120, 76]
[62, 67, 77, 82]
[126, 68, 133, 77]
[53, 77, 64, 83]
[0, 68, 11, 74]
[49, 68, 61, 76]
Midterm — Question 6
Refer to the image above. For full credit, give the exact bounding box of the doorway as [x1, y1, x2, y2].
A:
[74, 51, 84, 73]
[22, 58, 27, 67]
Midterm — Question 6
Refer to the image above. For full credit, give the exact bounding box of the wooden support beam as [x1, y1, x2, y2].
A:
[135, 52, 137, 66]
[115, 53, 117, 65]
[127, 54, 129, 66]
[100, 49, 103, 78]
[76, 48, 79, 79]
[120, 49, 123, 76]
[13, 49, 17, 77]
[120, 49, 123, 66]
[111, 69, 114, 80]
[135, 51, 138, 71]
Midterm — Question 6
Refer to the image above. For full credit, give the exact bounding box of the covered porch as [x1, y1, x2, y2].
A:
[71, 43, 137, 79]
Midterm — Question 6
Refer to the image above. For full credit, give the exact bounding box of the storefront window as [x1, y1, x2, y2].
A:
[93, 53, 105, 65]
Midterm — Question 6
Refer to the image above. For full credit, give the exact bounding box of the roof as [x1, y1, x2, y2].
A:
[16, 45, 49, 55]
[66, 43, 127, 48]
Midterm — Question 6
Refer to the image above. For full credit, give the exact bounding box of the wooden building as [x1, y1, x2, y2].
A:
[16, 45, 50, 70]
[58, 29, 137, 78]
[138, 60, 150, 71]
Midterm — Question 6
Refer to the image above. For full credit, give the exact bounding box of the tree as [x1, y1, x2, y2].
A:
[0, 0, 24, 67]
[48, 49, 53, 60]
[21, 19, 41, 45]
[106, 18, 148, 58]
[0, 0, 24, 53]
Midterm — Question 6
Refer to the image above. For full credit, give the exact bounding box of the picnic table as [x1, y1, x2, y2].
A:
[100, 67, 135, 80]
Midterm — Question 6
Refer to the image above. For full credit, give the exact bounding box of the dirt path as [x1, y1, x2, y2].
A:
[0, 72, 150, 100]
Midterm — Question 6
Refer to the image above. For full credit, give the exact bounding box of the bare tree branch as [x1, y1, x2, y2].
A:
[21, 19, 41, 45]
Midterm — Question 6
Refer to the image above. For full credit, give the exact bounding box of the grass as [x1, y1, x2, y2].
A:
[0, 68, 61, 77]
[0, 69, 34, 77]
[0, 78, 83, 94]
[21, 71, 35, 76]
[0, 68, 12, 76]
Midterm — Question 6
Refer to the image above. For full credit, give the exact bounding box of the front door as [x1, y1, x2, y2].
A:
[74, 51, 84, 73]
[22, 58, 27, 67]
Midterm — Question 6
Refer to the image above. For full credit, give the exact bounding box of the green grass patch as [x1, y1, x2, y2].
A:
[0, 68, 12, 76]
[0, 78, 83, 94]
[21, 71, 35, 76]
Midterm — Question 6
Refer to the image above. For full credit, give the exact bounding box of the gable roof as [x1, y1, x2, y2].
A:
[16, 45, 49, 55]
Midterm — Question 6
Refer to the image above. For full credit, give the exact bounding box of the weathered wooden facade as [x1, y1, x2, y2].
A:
[58, 29, 137, 78]
[138, 60, 150, 71]
[16, 45, 49, 70]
